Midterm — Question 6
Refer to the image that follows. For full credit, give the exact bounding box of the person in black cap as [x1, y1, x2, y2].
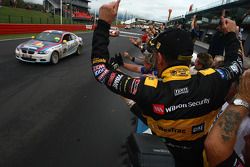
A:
[91, 1, 243, 166]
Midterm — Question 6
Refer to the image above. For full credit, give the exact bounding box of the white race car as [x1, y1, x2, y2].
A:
[15, 30, 83, 64]
[109, 27, 120, 37]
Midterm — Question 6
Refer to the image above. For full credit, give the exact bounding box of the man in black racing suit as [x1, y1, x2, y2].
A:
[91, 1, 243, 166]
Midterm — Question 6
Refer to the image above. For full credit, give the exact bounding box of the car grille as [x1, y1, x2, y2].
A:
[21, 48, 36, 54]
[21, 57, 36, 61]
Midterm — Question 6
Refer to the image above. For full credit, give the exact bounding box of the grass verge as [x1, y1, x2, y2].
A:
[0, 30, 93, 40]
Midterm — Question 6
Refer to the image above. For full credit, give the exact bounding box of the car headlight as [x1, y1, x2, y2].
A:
[38, 50, 49, 54]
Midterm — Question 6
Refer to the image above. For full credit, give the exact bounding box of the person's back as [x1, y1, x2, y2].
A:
[134, 66, 232, 166]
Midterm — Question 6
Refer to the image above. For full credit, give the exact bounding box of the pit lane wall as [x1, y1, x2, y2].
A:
[0, 24, 126, 35]
[0, 24, 88, 35]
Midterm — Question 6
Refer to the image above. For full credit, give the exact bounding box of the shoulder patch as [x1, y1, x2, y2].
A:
[198, 68, 216, 76]
[144, 77, 158, 88]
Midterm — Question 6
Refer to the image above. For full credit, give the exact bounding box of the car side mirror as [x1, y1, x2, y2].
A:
[63, 40, 67, 43]
[31, 36, 35, 39]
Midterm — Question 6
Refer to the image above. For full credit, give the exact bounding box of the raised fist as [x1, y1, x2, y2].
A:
[99, 0, 120, 25]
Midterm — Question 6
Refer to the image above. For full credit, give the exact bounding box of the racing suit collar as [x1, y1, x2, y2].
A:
[161, 66, 191, 83]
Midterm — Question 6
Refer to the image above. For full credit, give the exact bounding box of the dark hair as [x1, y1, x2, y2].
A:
[197, 53, 213, 69]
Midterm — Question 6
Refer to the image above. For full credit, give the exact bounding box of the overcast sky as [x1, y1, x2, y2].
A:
[29, 0, 219, 21]
[89, 0, 219, 21]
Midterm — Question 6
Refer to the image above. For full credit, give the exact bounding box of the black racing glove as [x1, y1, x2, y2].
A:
[114, 53, 124, 66]
[109, 53, 124, 70]
[109, 57, 119, 70]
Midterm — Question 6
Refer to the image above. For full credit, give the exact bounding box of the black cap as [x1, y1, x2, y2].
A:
[153, 28, 194, 61]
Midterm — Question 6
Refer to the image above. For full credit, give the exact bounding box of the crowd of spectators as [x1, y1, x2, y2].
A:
[115, 17, 250, 166]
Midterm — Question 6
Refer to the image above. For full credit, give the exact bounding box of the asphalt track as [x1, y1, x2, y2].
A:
[0, 28, 206, 167]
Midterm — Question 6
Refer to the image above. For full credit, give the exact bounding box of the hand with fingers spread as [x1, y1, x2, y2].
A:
[114, 53, 124, 66]
[109, 53, 124, 70]
[123, 51, 133, 60]
[220, 16, 237, 34]
[99, 0, 120, 25]
[109, 57, 119, 70]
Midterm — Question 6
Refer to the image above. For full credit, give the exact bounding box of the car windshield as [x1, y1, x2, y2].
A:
[111, 27, 118, 30]
[35, 32, 62, 43]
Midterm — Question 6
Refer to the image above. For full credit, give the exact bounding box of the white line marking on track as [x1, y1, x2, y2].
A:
[119, 31, 142, 36]
[0, 37, 30, 42]
[119, 34, 139, 38]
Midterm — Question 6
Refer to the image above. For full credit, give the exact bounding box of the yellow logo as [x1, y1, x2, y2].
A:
[92, 58, 106, 64]
[156, 42, 161, 49]
[144, 77, 158, 88]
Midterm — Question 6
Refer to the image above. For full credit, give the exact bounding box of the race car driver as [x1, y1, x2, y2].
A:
[91, 0, 243, 166]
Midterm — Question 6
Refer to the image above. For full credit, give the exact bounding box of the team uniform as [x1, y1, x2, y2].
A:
[91, 20, 243, 167]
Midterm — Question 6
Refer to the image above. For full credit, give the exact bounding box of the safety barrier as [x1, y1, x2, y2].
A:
[0, 24, 87, 35]
[0, 24, 127, 35]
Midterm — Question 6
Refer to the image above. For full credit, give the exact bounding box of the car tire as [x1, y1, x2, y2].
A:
[50, 51, 59, 64]
[76, 45, 82, 55]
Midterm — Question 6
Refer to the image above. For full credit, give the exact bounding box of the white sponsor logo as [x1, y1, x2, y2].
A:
[165, 98, 210, 113]
[93, 64, 106, 76]
[165, 103, 187, 113]
[230, 63, 239, 74]
[93, 64, 105, 71]
[94, 68, 105, 76]
[112, 74, 123, 90]
[130, 79, 140, 95]
[86, 25, 93, 30]
[188, 98, 210, 107]
[192, 123, 205, 134]
[174, 87, 189, 96]
[98, 69, 109, 83]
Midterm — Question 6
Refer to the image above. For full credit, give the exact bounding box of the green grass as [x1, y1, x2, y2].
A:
[0, 33, 36, 40]
[0, 6, 79, 24]
[0, 30, 93, 40]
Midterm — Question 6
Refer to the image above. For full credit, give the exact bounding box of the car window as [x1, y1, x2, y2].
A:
[35, 32, 62, 43]
[62, 34, 72, 41]
[111, 27, 118, 30]
[71, 34, 77, 40]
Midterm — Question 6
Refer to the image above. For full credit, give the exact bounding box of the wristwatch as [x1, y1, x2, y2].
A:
[232, 98, 250, 111]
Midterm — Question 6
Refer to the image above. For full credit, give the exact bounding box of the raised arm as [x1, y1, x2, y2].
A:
[216, 17, 243, 81]
[91, 0, 147, 101]
[123, 63, 142, 73]
[123, 52, 144, 65]
[191, 15, 197, 30]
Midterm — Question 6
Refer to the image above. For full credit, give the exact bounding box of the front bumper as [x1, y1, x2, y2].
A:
[15, 51, 51, 63]
[109, 33, 119, 37]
